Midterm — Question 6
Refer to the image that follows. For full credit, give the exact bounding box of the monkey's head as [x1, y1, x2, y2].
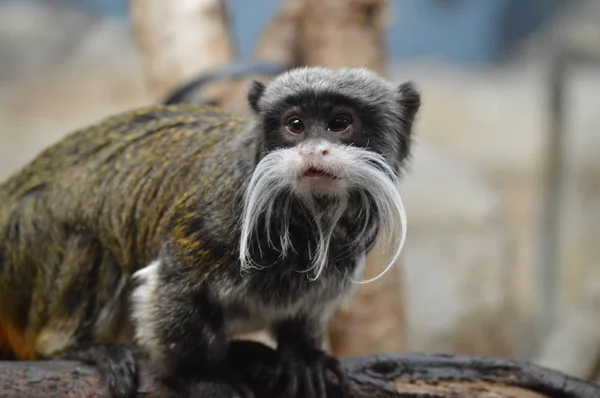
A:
[239, 67, 421, 281]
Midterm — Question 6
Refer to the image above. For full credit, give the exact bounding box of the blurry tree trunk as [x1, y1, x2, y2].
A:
[534, 265, 600, 380]
[216, 0, 305, 114]
[252, 0, 304, 66]
[128, 0, 236, 102]
[300, 0, 388, 74]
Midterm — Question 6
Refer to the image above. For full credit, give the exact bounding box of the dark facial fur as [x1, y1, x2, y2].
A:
[250, 67, 419, 172]
[240, 67, 420, 281]
[0, 66, 420, 398]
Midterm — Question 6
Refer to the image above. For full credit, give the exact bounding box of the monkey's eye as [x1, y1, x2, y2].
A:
[328, 115, 352, 133]
[285, 116, 305, 135]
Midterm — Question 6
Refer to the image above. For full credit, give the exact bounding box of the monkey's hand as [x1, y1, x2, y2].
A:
[60, 342, 140, 398]
[229, 339, 350, 398]
[267, 345, 350, 398]
[257, 318, 352, 398]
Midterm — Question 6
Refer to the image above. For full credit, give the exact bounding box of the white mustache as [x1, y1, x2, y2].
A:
[238, 143, 407, 283]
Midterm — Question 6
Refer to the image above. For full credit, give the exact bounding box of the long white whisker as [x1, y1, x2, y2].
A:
[308, 198, 347, 280]
[239, 152, 290, 270]
[337, 149, 407, 285]
[279, 195, 293, 253]
[239, 143, 408, 284]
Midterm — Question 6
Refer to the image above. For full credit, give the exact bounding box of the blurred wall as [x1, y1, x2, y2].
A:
[0, 0, 562, 66]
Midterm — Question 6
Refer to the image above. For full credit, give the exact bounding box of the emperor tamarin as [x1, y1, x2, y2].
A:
[0, 67, 420, 397]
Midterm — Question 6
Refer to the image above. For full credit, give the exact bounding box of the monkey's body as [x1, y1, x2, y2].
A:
[0, 102, 363, 355]
[0, 67, 420, 398]
[0, 105, 239, 358]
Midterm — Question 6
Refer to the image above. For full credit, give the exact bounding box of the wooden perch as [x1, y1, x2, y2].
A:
[2, 347, 599, 397]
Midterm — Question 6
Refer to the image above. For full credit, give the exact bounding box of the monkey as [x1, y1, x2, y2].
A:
[0, 66, 420, 398]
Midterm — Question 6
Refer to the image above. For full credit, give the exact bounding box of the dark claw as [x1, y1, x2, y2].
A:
[301, 365, 316, 398]
[60, 343, 139, 398]
[226, 340, 351, 398]
[324, 355, 351, 397]
[264, 356, 285, 394]
[311, 361, 326, 398]
[265, 347, 351, 398]
[281, 359, 299, 397]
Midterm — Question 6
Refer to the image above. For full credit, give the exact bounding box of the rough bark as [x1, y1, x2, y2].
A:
[128, 0, 236, 102]
[1, 350, 599, 397]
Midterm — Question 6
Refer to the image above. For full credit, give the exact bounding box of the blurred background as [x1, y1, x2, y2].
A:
[1, 0, 600, 384]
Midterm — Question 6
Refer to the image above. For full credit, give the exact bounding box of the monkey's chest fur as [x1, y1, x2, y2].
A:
[170, 205, 373, 337]
[221, 263, 361, 336]
[226, 247, 367, 336]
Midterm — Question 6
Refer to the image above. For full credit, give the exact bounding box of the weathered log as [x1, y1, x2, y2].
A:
[2, 345, 599, 398]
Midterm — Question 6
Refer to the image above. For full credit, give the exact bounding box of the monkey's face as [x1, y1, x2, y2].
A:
[258, 102, 366, 197]
[239, 67, 420, 278]
[247, 67, 420, 198]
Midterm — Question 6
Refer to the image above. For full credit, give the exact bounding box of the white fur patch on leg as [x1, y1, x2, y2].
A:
[130, 259, 163, 364]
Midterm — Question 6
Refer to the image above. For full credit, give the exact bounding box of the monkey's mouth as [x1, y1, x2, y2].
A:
[302, 167, 339, 180]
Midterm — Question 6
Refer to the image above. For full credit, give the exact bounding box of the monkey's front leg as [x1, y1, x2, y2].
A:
[266, 317, 351, 398]
[131, 260, 254, 398]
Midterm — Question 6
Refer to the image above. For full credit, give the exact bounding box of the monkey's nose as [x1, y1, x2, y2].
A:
[299, 146, 330, 157]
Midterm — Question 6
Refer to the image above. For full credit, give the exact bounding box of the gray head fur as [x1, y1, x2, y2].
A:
[241, 66, 420, 283]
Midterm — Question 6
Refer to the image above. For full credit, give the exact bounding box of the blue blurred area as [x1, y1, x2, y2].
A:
[387, 0, 561, 66]
[12, 0, 130, 16]
[0, 0, 562, 66]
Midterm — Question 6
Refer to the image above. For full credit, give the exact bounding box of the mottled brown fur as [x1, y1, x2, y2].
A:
[0, 104, 250, 360]
[0, 67, 420, 398]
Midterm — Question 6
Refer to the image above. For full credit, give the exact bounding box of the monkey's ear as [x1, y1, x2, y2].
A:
[395, 82, 421, 126]
[248, 81, 266, 113]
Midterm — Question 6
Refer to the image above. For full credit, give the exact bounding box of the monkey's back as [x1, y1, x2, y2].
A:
[0, 104, 252, 358]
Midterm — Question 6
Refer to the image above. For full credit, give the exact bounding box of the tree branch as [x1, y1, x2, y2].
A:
[1, 349, 598, 397]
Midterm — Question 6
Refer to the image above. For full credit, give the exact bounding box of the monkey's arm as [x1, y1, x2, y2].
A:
[130, 247, 254, 398]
